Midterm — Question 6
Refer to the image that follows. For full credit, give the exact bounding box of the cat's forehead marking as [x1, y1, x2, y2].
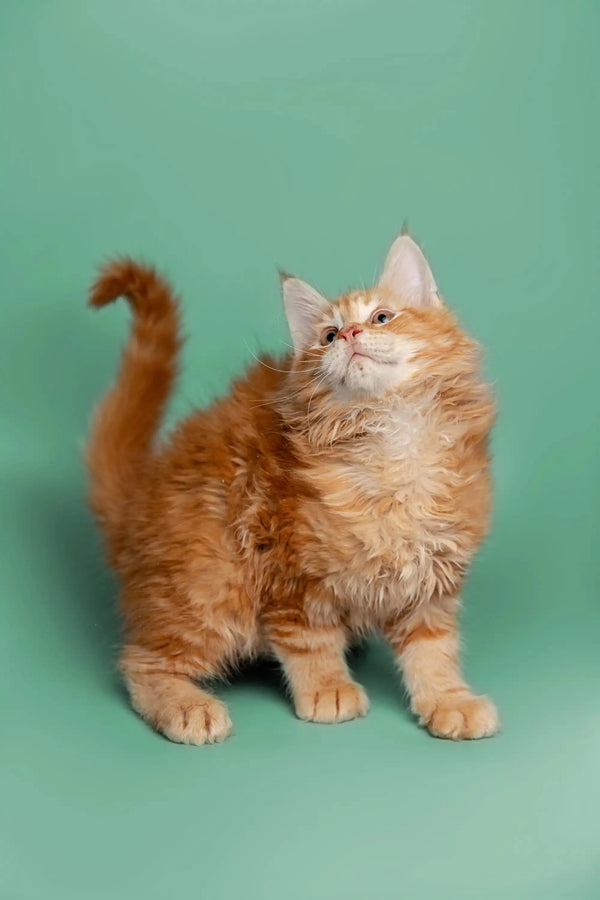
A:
[335, 292, 378, 324]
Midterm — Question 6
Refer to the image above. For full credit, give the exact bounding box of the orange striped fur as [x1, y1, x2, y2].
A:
[86, 233, 499, 744]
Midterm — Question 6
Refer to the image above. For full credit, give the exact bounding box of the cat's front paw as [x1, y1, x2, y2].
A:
[421, 693, 499, 740]
[295, 681, 369, 724]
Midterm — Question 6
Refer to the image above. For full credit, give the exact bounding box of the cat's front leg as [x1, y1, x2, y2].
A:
[267, 612, 369, 724]
[383, 602, 499, 740]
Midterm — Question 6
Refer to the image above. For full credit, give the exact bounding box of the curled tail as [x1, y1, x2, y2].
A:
[86, 258, 181, 550]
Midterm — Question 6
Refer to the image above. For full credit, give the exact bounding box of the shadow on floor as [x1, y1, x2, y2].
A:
[19, 476, 123, 697]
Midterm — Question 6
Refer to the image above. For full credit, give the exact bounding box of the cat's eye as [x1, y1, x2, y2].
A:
[370, 308, 395, 325]
[320, 326, 338, 345]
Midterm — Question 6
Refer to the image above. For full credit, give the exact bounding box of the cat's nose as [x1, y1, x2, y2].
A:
[338, 325, 363, 342]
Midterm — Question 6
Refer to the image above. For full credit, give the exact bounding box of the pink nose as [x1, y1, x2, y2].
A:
[338, 325, 363, 342]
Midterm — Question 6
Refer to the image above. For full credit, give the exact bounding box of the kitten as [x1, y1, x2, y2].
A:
[87, 231, 499, 744]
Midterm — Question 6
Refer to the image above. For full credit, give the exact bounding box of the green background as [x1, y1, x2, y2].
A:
[2, 2, 599, 898]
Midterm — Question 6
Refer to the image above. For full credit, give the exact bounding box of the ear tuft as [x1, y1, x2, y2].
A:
[379, 233, 442, 308]
[280, 274, 329, 352]
[278, 269, 294, 285]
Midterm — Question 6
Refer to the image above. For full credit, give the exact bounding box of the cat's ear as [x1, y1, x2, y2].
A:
[378, 233, 442, 308]
[280, 273, 329, 352]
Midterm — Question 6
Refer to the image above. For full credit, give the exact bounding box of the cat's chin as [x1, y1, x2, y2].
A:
[327, 356, 409, 400]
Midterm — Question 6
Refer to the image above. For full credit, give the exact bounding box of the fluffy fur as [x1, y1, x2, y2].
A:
[86, 233, 499, 744]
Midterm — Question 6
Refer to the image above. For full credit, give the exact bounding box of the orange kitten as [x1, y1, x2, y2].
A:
[87, 231, 499, 744]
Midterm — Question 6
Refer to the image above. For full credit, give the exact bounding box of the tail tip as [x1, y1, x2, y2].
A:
[88, 257, 157, 310]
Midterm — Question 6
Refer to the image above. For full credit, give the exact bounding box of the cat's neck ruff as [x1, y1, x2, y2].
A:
[293, 381, 445, 460]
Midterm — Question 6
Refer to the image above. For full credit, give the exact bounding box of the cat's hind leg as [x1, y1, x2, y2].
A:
[120, 643, 233, 744]
[119, 578, 259, 744]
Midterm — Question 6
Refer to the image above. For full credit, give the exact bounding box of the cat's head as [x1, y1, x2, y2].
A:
[281, 231, 479, 421]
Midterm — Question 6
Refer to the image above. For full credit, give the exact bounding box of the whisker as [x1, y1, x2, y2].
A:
[278, 339, 300, 352]
[243, 341, 317, 375]
[306, 371, 329, 424]
[249, 369, 324, 409]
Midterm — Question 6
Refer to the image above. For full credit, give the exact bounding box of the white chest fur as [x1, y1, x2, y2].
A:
[305, 399, 471, 619]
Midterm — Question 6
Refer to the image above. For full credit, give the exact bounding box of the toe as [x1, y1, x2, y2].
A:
[296, 682, 369, 724]
[336, 682, 370, 722]
[160, 698, 232, 745]
[426, 694, 499, 740]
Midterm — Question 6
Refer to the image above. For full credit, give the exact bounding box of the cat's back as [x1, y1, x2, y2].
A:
[131, 355, 294, 532]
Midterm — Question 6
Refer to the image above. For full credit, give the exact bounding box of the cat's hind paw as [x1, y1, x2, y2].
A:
[154, 696, 233, 745]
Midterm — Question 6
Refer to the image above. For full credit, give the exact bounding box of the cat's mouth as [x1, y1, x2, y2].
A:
[347, 349, 395, 367]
